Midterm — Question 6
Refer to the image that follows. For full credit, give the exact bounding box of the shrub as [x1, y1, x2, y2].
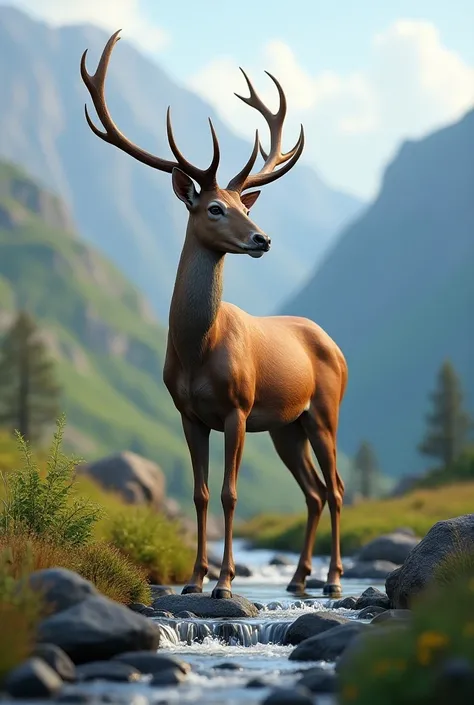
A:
[0, 532, 151, 605]
[0, 545, 44, 683]
[107, 508, 193, 584]
[338, 569, 474, 705]
[0, 415, 101, 545]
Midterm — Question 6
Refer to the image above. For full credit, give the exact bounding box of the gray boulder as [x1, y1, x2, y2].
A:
[289, 622, 368, 662]
[284, 611, 350, 645]
[38, 594, 160, 663]
[32, 644, 76, 682]
[357, 605, 387, 620]
[4, 658, 63, 698]
[356, 531, 420, 564]
[151, 668, 188, 685]
[386, 515, 474, 608]
[344, 560, 400, 580]
[332, 596, 358, 609]
[371, 609, 412, 625]
[75, 661, 141, 682]
[28, 568, 98, 613]
[151, 592, 258, 618]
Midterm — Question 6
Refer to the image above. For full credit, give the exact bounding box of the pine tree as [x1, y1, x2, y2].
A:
[354, 440, 379, 499]
[0, 311, 61, 442]
[418, 360, 472, 470]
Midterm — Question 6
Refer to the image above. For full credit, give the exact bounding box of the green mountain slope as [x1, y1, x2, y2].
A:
[280, 108, 474, 480]
[1, 158, 333, 517]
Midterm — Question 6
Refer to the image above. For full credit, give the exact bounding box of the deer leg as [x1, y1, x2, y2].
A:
[212, 409, 246, 599]
[301, 410, 344, 598]
[180, 415, 211, 595]
[270, 420, 327, 594]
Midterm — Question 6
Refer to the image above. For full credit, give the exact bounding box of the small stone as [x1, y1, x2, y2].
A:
[32, 644, 76, 682]
[76, 661, 141, 682]
[357, 605, 387, 620]
[332, 596, 357, 609]
[371, 609, 412, 624]
[269, 555, 293, 566]
[284, 611, 350, 645]
[113, 651, 190, 675]
[152, 592, 258, 618]
[354, 587, 390, 610]
[306, 577, 325, 589]
[246, 677, 267, 688]
[214, 661, 244, 670]
[289, 622, 368, 662]
[174, 610, 197, 618]
[263, 686, 313, 704]
[128, 603, 155, 617]
[4, 658, 63, 698]
[266, 601, 283, 611]
[298, 667, 337, 693]
[253, 601, 265, 611]
[152, 609, 174, 618]
[150, 668, 187, 686]
[235, 563, 252, 577]
[150, 585, 175, 599]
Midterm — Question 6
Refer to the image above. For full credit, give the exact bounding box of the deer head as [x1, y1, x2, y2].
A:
[80, 30, 305, 258]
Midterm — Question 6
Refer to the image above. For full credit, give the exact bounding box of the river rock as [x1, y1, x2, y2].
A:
[175, 610, 197, 618]
[113, 651, 190, 675]
[332, 596, 357, 609]
[152, 592, 258, 618]
[386, 515, 474, 608]
[354, 587, 390, 610]
[357, 605, 387, 620]
[4, 658, 63, 698]
[344, 560, 400, 580]
[214, 662, 244, 670]
[75, 661, 141, 682]
[269, 555, 293, 566]
[289, 622, 368, 662]
[150, 585, 175, 599]
[371, 609, 412, 624]
[306, 577, 325, 588]
[356, 531, 420, 564]
[129, 603, 155, 616]
[151, 668, 188, 685]
[246, 677, 267, 688]
[38, 594, 160, 663]
[297, 666, 337, 693]
[153, 609, 174, 618]
[32, 644, 76, 682]
[284, 611, 350, 645]
[28, 568, 98, 613]
[263, 686, 313, 704]
[235, 563, 252, 577]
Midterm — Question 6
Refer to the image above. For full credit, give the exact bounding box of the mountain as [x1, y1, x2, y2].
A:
[1, 157, 319, 517]
[280, 108, 474, 479]
[0, 5, 362, 321]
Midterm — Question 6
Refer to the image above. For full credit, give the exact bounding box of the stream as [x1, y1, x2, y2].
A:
[60, 540, 384, 704]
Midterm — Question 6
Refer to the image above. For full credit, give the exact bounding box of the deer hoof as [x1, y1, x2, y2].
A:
[181, 584, 202, 595]
[286, 582, 305, 594]
[323, 583, 342, 597]
[211, 587, 232, 599]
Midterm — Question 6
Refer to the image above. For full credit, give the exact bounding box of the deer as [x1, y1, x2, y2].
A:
[81, 30, 348, 599]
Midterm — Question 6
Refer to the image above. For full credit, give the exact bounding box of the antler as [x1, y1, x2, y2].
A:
[227, 68, 304, 194]
[80, 30, 220, 190]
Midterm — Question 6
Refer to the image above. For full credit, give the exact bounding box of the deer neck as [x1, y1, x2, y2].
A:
[169, 226, 224, 366]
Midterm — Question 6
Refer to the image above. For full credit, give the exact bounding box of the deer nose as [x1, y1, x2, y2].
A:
[251, 232, 271, 250]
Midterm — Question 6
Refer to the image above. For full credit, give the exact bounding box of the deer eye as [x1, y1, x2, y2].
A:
[208, 204, 224, 218]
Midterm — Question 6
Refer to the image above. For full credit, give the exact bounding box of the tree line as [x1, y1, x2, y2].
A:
[0, 311, 472, 495]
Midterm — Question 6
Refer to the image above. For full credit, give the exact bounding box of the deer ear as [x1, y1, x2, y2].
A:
[240, 190, 261, 210]
[172, 168, 198, 208]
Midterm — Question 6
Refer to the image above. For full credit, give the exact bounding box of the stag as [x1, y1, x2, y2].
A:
[81, 30, 348, 598]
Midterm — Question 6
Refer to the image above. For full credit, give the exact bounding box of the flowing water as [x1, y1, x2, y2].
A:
[60, 540, 384, 704]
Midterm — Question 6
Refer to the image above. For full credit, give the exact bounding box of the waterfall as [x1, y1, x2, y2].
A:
[155, 617, 294, 647]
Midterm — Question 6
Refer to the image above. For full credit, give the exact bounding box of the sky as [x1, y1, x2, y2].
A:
[3, 0, 474, 200]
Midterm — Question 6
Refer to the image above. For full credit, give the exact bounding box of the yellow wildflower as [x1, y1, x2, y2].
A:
[342, 684, 358, 701]
[464, 622, 474, 637]
[417, 631, 449, 666]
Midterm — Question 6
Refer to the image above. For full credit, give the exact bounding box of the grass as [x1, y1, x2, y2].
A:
[239, 482, 474, 555]
[338, 550, 474, 705]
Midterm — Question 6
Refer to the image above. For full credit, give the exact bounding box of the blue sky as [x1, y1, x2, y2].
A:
[4, 0, 474, 199]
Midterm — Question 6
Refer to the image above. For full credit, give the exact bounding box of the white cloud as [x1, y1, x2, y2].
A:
[9, 0, 168, 54]
[190, 20, 474, 198]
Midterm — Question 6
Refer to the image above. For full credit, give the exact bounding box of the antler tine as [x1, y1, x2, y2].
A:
[227, 68, 304, 193]
[81, 30, 220, 188]
[166, 109, 220, 189]
[226, 130, 260, 193]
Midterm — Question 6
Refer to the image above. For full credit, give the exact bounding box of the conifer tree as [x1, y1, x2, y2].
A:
[0, 311, 60, 442]
[354, 440, 379, 499]
[418, 360, 472, 470]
